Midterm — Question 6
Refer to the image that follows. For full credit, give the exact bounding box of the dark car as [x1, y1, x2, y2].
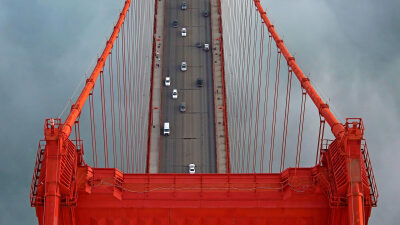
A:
[172, 21, 178, 28]
[203, 10, 209, 17]
[180, 102, 186, 112]
[196, 78, 204, 87]
[196, 42, 202, 48]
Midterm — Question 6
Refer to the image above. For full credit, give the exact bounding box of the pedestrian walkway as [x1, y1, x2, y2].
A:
[148, 0, 166, 173]
[210, 0, 229, 173]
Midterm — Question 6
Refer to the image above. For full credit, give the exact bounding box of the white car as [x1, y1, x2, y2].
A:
[204, 43, 209, 51]
[189, 164, 195, 174]
[165, 76, 171, 86]
[181, 28, 187, 37]
[172, 89, 178, 99]
[163, 122, 170, 136]
[181, 61, 187, 71]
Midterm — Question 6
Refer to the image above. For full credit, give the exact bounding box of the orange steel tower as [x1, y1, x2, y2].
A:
[30, 0, 378, 224]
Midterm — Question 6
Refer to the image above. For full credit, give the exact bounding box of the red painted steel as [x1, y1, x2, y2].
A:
[32, 163, 375, 224]
[39, 119, 79, 225]
[43, 167, 333, 224]
[253, 0, 345, 139]
[61, 0, 132, 138]
[343, 120, 366, 225]
[317, 119, 376, 225]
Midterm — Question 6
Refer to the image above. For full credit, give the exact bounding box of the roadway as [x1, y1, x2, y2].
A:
[160, 0, 216, 173]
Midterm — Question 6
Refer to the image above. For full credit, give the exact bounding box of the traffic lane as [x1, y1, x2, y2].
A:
[183, 0, 212, 173]
[178, 0, 214, 173]
[195, 0, 216, 173]
[193, 0, 214, 174]
[179, 43, 208, 173]
[177, 25, 204, 173]
[200, 0, 215, 173]
[188, 0, 215, 173]
[204, 12, 216, 173]
[160, 0, 179, 173]
[175, 5, 199, 172]
[161, 0, 188, 173]
[171, 21, 187, 172]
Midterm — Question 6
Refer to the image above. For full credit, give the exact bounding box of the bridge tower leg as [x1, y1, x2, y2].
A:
[344, 120, 365, 225]
[43, 119, 62, 225]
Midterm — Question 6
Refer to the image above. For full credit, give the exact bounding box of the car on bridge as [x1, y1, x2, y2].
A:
[172, 20, 178, 28]
[181, 2, 187, 10]
[163, 122, 170, 136]
[203, 10, 209, 17]
[189, 164, 195, 174]
[204, 43, 209, 51]
[172, 89, 178, 99]
[181, 61, 187, 71]
[196, 78, 204, 87]
[179, 102, 186, 112]
[181, 27, 187, 37]
[165, 76, 170, 86]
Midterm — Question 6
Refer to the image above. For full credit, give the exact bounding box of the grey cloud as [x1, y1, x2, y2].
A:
[262, 0, 400, 224]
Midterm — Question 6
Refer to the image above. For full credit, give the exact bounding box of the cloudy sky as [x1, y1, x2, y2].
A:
[262, 1, 400, 224]
[0, 0, 399, 224]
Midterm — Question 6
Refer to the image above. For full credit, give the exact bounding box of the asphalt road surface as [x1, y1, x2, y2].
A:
[160, 0, 216, 173]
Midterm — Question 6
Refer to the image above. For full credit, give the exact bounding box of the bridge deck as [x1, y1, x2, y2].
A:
[152, 0, 220, 173]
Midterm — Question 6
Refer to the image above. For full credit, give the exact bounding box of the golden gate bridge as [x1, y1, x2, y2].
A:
[30, 0, 378, 224]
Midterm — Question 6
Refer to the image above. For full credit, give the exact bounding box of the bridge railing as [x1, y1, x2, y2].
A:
[361, 141, 379, 206]
[30, 140, 46, 206]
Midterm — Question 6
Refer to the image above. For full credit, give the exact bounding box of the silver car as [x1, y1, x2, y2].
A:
[181, 61, 187, 71]
[165, 76, 171, 86]
[172, 89, 178, 99]
[204, 43, 209, 51]
[181, 27, 187, 37]
[189, 163, 195, 174]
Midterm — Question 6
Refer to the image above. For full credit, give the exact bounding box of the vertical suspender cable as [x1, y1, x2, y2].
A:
[260, 35, 272, 173]
[280, 67, 292, 172]
[269, 50, 282, 173]
[246, 5, 258, 173]
[316, 116, 326, 164]
[99, 71, 109, 167]
[121, 23, 131, 172]
[116, 37, 125, 172]
[109, 50, 118, 168]
[253, 23, 265, 173]
[89, 91, 98, 167]
[125, 10, 133, 173]
[296, 89, 307, 168]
